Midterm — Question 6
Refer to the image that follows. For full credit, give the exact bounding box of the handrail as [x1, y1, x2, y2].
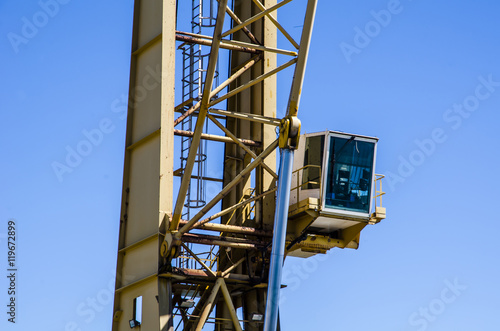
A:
[373, 174, 385, 209]
[290, 164, 322, 209]
[290, 168, 385, 214]
[225, 187, 255, 225]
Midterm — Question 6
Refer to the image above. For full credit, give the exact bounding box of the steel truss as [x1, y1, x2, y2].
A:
[112, 1, 317, 330]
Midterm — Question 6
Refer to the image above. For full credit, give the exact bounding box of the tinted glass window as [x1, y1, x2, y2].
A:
[325, 136, 375, 214]
[302, 135, 324, 189]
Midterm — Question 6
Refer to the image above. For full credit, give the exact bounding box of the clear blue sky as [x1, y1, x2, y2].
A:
[1, 0, 500, 330]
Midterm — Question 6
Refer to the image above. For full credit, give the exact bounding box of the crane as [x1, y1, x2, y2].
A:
[111, 1, 386, 330]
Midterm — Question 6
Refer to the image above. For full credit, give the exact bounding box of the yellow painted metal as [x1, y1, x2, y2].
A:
[224, 5, 260, 45]
[221, 0, 292, 38]
[290, 164, 322, 210]
[175, 31, 297, 56]
[112, 0, 381, 329]
[112, 0, 175, 329]
[177, 139, 278, 236]
[222, 257, 247, 277]
[209, 57, 297, 107]
[186, 188, 277, 230]
[181, 243, 217, 277]
[219, 1, 279, 328]
[208, 114, 278, 178]
[173, 54, 261, 127]
[209, 108, 281, 126]
[220, 279, 244, 331]
[194, 278, 223, 331]
[374, 174, 386, 205]
[286, 167, 386, 257]
[251, 0, 299, 49]
[371, 174, 387, 223]
[222, 38, 297, 56]
[287, 234, 358, 256]
[170, 0, 229, 233]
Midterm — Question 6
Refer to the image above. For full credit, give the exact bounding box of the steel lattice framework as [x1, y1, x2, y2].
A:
[112, 0, 317, 330]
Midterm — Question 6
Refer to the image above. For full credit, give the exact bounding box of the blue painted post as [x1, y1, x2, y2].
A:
[263, 148, 294, 331]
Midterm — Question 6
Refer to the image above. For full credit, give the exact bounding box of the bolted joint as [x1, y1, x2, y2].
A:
[161, 231, 181, 260]
[278, 116, 301, 149]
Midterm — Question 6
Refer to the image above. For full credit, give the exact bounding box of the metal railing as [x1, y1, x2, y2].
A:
[290, 167, 386, 214]
[373, 174, 386, 209]
[225, 187, 255, 225]
[290, 164, 322, 210]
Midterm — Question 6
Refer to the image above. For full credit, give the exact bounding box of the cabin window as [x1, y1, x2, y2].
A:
[302, 135, 324, 189]
[324, 136, 375, 214]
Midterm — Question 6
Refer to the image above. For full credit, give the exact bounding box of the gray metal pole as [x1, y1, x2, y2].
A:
[263, 2, 317, 329]
[263, 148, 294, 331]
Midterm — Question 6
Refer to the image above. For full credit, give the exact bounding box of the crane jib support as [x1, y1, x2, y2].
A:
[263, 149, 294, 331]
[264, 0, 318, 330]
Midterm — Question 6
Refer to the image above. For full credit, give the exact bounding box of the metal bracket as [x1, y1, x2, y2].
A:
[278, 116, 301, 149]
[161, 231, 181, 259]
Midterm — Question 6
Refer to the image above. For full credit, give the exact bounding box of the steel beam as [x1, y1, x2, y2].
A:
[195, 278, 223, 331]
[174, 54, 261, 126]
[114, 1, 322, 330]
[251, 0, 299, 49]
[181, 243, 217, 277]
[221, 2, 279, 328]
[209, 58, 297, 107]
[221, 256, 246, 277]
[132, 33, 162, 56]
[263, 150, 294, 331]
[286, 0, 318, 117]
[173, 168, 224, 183]
[178, 220, 273, 237]
[221, 0, 292, 38]
[175, 33, 261, 54]
[171, 0, 229, 231]
[209, 108, 281, 126]
[220, 280, 244, 331]
[222, 38, 297, 56]
[160, 269, 256, 283]
[112, 0, 176, 330]
[176, 31, 297, 56]
[174, 129, 261, 147]
[158, 278, 174, 331]
[190, 187, 277, 229]
[182, 232, 266, 247]
[208, 114, 278, 178]
[178, 139, 278, 235]
[263, 1, 318, 330]
[224, 5, 261, 45]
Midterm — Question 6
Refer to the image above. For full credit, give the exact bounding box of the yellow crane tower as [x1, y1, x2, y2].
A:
[111, 1, 386, 330]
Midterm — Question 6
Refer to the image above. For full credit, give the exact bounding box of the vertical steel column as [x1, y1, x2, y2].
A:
[158, 0, 177, 326]
[115, 0, 321, 329]
[263, 1, 317, 330]
[111, 0, 176, 329]
[171, 0, 229, 230]
[286, 0, 317, 117]
[158, 279, 174, 331]
[262, 149, 293, 331]
[221, 1, 278, 329]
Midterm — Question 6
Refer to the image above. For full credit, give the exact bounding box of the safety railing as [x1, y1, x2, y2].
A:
[290, 165, 322, 210]
[175, 244, 218, 272]
[373, 174, 385, 209]
[225, 187, 255, 225]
